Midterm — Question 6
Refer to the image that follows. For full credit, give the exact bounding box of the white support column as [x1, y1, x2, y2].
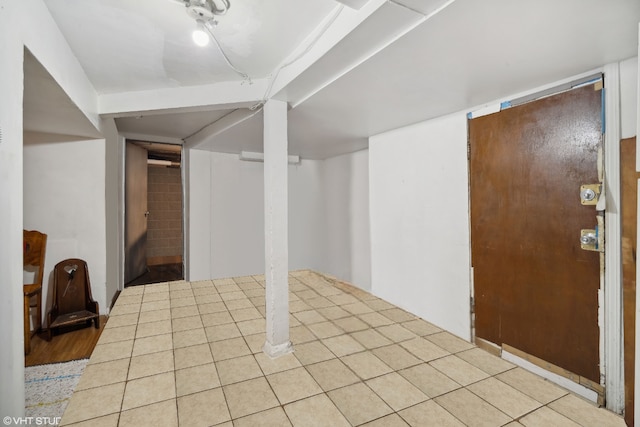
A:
[262, 99, 293, 358]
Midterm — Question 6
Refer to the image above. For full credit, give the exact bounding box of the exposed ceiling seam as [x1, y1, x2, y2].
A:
[386, 0, 427, 16]
[184, 108, 241, 141]
[183, 107, 263, 148]
[250, 3, 346, 111]
[388, 0, 458, 19]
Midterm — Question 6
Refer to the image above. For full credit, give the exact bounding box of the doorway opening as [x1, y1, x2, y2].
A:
[124, 140, 184, 287]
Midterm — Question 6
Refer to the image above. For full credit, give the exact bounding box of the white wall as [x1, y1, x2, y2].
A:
[186, 148, 371, 287]
[369, 112, 471, 340]
[0, 1, 27, 417]
[620, 56, 638, 140]
[321, 150, 371, 290]
[368, 59, 639, 344]
[23, 138, 107, 319]
[210, 152, 265, 277]
[0, 0, 100, 417]
[185, 148, 211, 281]
[288, 159, 327, 273]
[187, 150, 327, 280]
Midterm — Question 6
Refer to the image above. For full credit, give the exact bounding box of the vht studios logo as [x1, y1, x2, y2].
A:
[3, 417, 61, 426]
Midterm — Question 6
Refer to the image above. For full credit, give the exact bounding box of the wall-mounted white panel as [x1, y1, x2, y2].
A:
[369, 112, 471, 340]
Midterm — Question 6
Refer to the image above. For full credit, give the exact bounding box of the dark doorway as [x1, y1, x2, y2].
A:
[125, 141, 184, 287]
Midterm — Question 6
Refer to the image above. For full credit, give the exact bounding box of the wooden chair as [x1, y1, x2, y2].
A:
[47, 258, 100, 340]
[23, 230, 47, 355]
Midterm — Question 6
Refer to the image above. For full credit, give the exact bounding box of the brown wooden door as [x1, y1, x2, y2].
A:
[124, 142, 148, 284]
[469, 84, 602, 382]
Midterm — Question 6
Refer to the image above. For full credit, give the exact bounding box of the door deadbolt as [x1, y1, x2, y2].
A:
[580, 228, 601, 252]
[580, 184, 601, 205]
[581, 188, 596, 201]
[580, 232, 596, 245]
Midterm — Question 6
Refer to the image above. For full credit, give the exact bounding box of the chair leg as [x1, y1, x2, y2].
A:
[35, 289, 42, 335]
[23, 295, 30, 355]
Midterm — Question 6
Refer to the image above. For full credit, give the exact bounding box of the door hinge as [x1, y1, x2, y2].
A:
[470, 296, 475, 313]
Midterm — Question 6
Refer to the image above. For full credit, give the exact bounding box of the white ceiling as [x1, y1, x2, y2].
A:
[23, 50, 102, 141]
[43, 0, 337, 93]
[286, 0, 640, 158]
[24, 0, 640, 159]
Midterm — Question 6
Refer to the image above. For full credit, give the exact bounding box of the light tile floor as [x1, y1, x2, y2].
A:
[59, 270, 625, 427]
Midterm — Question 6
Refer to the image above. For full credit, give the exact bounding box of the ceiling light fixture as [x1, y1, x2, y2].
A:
[176, 0, 250, 82]
[180, 0, 229, 47]
[192, 20, 210, 46]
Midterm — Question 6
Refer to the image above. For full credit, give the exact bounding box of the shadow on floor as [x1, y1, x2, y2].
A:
[125, 263, 183, 287]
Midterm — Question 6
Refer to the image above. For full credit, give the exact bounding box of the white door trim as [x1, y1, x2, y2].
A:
[603, 61, 624, 414]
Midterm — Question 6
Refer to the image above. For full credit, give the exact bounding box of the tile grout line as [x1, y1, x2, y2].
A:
[170, 282, 180, 427]
[63, 271, 624, 426]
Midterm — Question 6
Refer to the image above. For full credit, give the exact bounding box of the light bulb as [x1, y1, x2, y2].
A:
[192, 22, 210, 47]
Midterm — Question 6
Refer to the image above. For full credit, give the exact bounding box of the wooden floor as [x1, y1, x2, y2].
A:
[25, 263, 180, 366]
[25, 315, 107, 367]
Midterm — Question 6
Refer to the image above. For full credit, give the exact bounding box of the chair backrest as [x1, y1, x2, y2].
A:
[23, 230, 47, 287]
[52, 258, 94, 314]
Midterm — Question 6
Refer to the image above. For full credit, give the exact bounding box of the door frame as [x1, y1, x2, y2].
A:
[603, 62, 623, 413]
[121, 139, 187, 286]
[467, 63, 623, 413]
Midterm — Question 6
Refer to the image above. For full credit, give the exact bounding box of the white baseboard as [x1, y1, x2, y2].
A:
[502, 349, 599, 403]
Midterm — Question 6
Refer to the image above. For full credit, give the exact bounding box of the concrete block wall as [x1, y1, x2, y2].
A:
[147, 165, 183, 264]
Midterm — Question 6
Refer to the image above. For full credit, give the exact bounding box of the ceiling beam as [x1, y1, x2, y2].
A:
[98, 79, 269, 117]
[264, 0, 388, 100]
[119, 132, 184, 145]
[22, 1, 101, 134]
[333, 0, 369, 10]
[183, 108, 261, 149]
[280, 0, 456, 109]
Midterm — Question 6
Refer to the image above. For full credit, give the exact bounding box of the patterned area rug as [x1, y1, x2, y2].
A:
[25, 359, 88, 419]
